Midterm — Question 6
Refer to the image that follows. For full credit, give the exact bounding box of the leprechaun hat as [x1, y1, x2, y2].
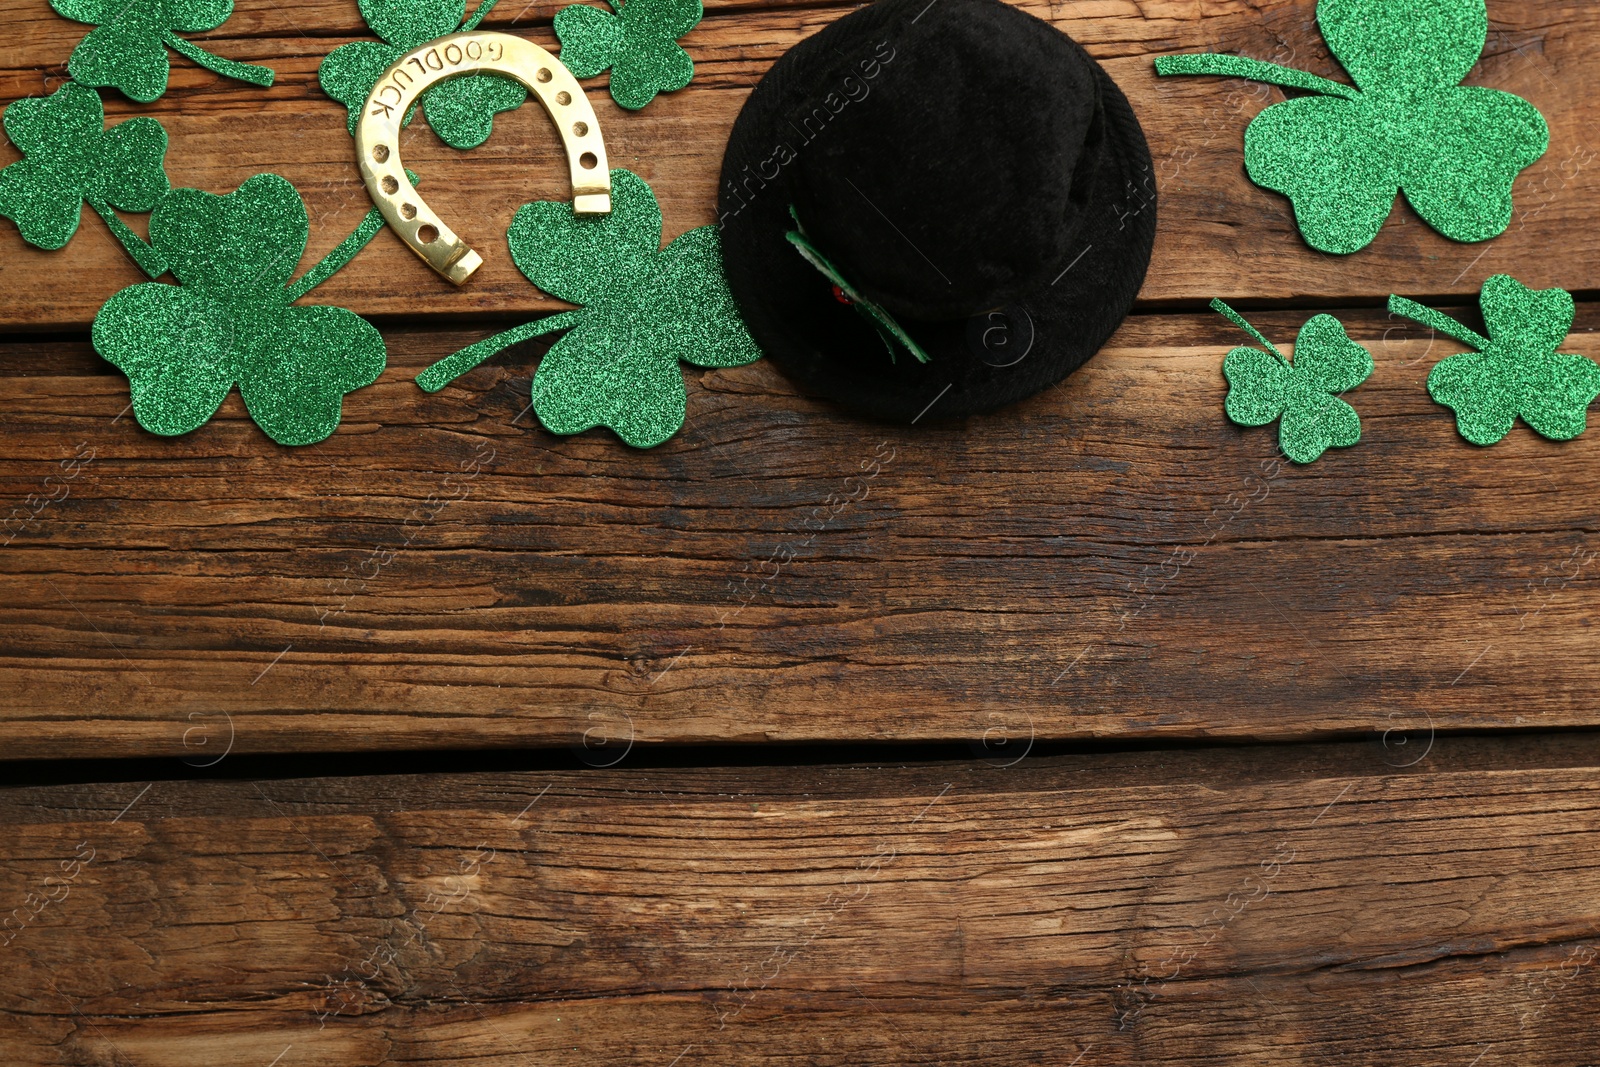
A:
[718, 0, 1156, 421]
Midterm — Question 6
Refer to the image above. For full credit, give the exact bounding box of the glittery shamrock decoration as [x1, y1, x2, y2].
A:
[51, 0, 276, 103]
[319, 0, 527, 151]
[554, 0, 700, 110]
[93, 174, 394, 446]
[416, 168, 761, 448]
[1154, 0, 1548, 255]
[1214, 299, 1373, 464]
[786, 206, 929, 365]
[0, 82, 169, 278]
[1390, 275, 1600, 445]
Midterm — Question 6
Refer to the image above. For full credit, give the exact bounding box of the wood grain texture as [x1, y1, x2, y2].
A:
[4, 0, 1600, 327]
[2, 307, 1598, 757]
[8, 6, 1600, 1063]
[4, 738, 1600, 1064]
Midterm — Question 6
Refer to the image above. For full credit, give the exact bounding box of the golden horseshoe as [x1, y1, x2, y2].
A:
[355, 31, 612, 285]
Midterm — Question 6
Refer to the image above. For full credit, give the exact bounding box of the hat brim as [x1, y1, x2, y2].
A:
[717, 1, 1157, 422]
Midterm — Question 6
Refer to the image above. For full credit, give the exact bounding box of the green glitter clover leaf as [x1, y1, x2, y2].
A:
[415, 168, 761, 449]
[786, 205, 929, 365]
[1389, 275, 1600, 445]
[51, 0, 276, 103]
[0, 82, 169, 278]
[92, 173, 395, 446]
[1214, 299, 1373, 464]
[1155, 0, 1548, 255]
[554, 0, 700, 110]
[319, 0, 527, 151]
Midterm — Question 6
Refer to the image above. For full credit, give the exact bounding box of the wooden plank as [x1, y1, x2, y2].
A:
[3, 738, 1600, 1063]
[3, 0, 1598, 328]
[2, 308, 1597, 757]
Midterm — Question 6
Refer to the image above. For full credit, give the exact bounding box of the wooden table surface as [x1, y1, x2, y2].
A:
[3, 0, 1599, 1063]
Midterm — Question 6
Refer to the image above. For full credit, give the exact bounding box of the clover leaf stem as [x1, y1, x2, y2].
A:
[459, 0, 503, 32]
[416, 311, 587, 392]
[163, 32, 276, 88]
[286, 171, 422, 302]
[286, 207, 387, 302]
[1387, 295, 1490, 351]
[1154, 55, 1359, 101]
[87, 199, 166, 279]
[1211, 298, 1288, 364]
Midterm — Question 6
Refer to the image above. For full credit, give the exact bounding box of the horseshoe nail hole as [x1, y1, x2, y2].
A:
[400, 203, 417, 220]
[537, 67, 552, 82]
[381, 175, 399, 195]
[572, 121, 589, 137]
[372, 144, 390, 163]
[418, 224, 439, 244]
[555, 91, 571, 106]
[579, 151, 598, 170]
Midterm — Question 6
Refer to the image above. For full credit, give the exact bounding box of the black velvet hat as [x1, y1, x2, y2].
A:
[717, 0, 1156, 422]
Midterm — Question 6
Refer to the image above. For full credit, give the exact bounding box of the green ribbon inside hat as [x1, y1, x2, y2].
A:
[785, 205, 931, 366]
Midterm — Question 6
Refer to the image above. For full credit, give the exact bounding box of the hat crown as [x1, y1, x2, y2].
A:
[716, 0, 1156, 422]
[782, 0, 1107, 321]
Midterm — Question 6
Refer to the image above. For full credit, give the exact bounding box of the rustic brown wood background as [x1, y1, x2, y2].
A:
[3, 0, 1599, 1062]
